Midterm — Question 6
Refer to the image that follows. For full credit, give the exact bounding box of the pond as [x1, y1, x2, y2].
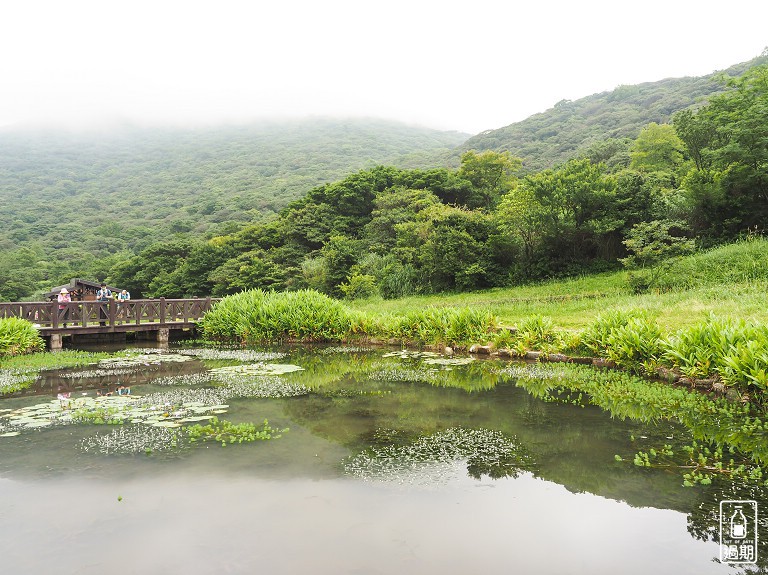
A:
[0, 344, 764, 574]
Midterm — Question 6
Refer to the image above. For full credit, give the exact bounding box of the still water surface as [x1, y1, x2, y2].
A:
[0, 345, 759, 574]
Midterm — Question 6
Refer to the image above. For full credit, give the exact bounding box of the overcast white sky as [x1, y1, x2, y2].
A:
[1, 0, 766, 134]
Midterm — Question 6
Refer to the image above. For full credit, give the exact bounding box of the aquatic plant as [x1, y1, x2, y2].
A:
[662, 315, 729, 380]
[96, 353, 194, 369]
[0, 369, 35, 395]
[60, 368, 138, 379]
[320, 346, 375, 354]
[580, 309, 648, 357]
[215, 376, 310, 399]
[343, 427, 534, 482]
[513, 315, 565, 353]
[382, 306, 497, 347]
[368, 367, 441, 384]
[151, 372, 217, 387]
[177, 348, 288, 362]
[1, 349, 113, 371]
[186, 417, 286, 446]
[603, 316, 664, 373]
[0, 318, 45, 357]
[660, 315, 768, 394]
[209, 363, 304, 377]
[81, 425, 183, 455]
[200, 289, 356, 343]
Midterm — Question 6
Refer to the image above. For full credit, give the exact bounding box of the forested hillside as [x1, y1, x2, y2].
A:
[105, 60, 767, 301]
[0, 119, 466, 299]
[1, 54, 766, 302]
[460, 55, 768, 172]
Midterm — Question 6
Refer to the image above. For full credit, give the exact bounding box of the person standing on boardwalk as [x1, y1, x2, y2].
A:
[96, 283, 112, 326]
[116, 289, 130, 321]
[57, 288, 71, 327]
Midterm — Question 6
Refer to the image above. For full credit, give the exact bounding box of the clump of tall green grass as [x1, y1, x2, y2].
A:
[581, 309, 647, 356]
[663, 315, 768, 392]
[201, 291, 499, 348]
[0, 318, 45, 357]
[200, 289, 358, 344]
[381, 306, 498, 347]
[584, 311, 768, 396]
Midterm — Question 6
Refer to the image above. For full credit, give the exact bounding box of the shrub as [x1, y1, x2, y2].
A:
[383, 306, 497, 347]
[338, 274, 378, 300]
[0, 318, 45, 357]
[200, 289, 357, 344]
[514, 315, 565, 353]
[580, 309, 648, 357]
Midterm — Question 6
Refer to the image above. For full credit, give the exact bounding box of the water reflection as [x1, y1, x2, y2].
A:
[0, 344, 762, 573]
[0, 471, 726, 575]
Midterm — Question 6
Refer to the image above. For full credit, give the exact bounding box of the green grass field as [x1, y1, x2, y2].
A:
[348, 239, 768, 333]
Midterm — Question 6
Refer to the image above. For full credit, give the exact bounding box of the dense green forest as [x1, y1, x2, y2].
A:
[0, 119, 466, 299]
[1, 54, 766, 301]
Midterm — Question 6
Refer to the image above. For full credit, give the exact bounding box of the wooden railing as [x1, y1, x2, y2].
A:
[0, 298, 219, 332]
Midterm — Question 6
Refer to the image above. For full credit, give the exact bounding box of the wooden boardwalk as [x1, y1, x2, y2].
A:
[0, 298, 219, 349]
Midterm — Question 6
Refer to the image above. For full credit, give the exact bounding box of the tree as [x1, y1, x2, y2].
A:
[319, 235, 361, 297]
[620, 219, 695, 292]
[674, 64, 768, 237]
[629, 123, 687, 180]
[457, 150, 522, 210]
[496, 182, 545, 277]
[363, 187, 440, 253]
[208, 251, 286, 296]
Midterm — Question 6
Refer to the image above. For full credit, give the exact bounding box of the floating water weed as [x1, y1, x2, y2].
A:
[382, 350, 442, 360]
[422, 357, 475, 366]
[177, 349, 287, 362]
[97, 353, 193, 369]
[209, 363, 305, 377]
[60, 368, 138, 379]
[187, 417, 287, 446]
[320, 346, 374, 354]
[81, 425, 183, 455]
[215, 376, 310, 399]
[343, 427, 533, 483]
[0, 369, 34, 394]
[152, 372, 217, 387]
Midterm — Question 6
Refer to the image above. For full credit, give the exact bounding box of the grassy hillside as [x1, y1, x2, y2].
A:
[460, 55, 768, 172]
[347, 238, 768, 332]
[0, 118, 467, 255]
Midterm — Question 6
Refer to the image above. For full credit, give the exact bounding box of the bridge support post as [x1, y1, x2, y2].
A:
[157, 328, 170, 348]
[50, 333, 63, 351]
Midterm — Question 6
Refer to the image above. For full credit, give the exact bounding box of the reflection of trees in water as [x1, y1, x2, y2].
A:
[23, 359, 206, 397]
[687, 481, 768, 572]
